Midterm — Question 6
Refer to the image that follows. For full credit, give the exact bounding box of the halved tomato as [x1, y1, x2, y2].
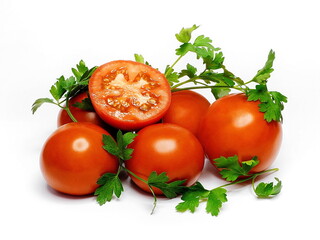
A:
[89, 60, 171, 130]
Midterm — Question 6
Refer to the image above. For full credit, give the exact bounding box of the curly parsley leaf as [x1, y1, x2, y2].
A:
[94, 173, 124, 205]
[147, 172, 187, 199]
[213, 155, 259, 181]
[254, 177, 282, 198]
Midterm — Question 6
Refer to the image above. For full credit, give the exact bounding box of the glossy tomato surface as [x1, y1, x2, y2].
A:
[198, 93, 282, 173]
[162, 90, 210, 135]
[125, 123, 205, 195]
[89, 60, 171, 131]
[40, 122, 118, 195]
[57, 91, 106, 127]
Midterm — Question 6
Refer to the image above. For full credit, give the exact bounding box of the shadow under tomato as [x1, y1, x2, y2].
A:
[45, 184, 94, 200]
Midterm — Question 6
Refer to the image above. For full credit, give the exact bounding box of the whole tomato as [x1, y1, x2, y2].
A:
[125, 123, 205, 195]
[162, 90, 210, 135]
[198, 93, 282, 173]
[40, 122, 118, 195]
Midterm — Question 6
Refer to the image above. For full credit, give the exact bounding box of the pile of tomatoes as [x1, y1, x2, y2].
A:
[40, 60, 282, 196]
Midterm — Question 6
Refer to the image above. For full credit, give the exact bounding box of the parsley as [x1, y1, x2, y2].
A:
[95, 130, 187, 214]
[94, 131, 137, 204]
[176, 182, 227, 216]
[253, 177, 282, 198]
[176, 155, 282, 216]
[164, 25, 287, 122]
[31, 60, 97, 121]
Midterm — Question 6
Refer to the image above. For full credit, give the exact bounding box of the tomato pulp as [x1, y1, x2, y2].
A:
[162, 90, 210, 135]
[40, 122, 118, 195]
[198, 93, 282, 173]
[89, 60, 171, 130]
[125, 123, 205, 195]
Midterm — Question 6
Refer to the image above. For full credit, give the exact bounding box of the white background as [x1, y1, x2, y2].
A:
[1, 0, 319, 239]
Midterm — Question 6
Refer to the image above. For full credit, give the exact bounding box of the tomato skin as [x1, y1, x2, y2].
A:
[162, 90, 210, 135]
[57, 92, 106, 127]
[125, 123, 205, 195]
[40, 122, 118, 195]
[198, 93, 282, 173]
[89, 60, 171, 131]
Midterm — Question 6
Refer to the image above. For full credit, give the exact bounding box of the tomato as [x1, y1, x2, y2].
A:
[57, 91, 117, 136]
[57, 91, 105, 127]
[125, 123, 205, 195]
[198, 93, 282, 173]
[40, 122, 118, 195]
[89, 60, 171, 131]
[162, 90, 210, 135]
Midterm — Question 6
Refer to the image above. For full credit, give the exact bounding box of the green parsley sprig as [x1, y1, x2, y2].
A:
[95, 130, 187, 214]
[137, 25, 287, 122]
[31, 60, 97, 121]
[176, 155, 282, 216]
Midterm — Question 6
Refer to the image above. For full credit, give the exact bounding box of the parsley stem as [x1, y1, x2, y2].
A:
[165, 55, 183, 78]
[122, 167, 158, 215]
[219, 168, 279, 189]
[64, 106, 78, 122]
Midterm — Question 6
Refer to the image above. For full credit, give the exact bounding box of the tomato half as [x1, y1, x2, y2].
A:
[40, 122, 118, 195]
[162, 90, 210, 135]
[57, 91, 106, 127]
[89, 60, 171, 130]
[198, 93, 282, 173]
[125, 123, 205, 195]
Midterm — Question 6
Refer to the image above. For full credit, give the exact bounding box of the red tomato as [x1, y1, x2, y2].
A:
[162, 90, 210, 135]
[89, 60, 171, 131]
[125, 123, 205, 195]
[40, 122, 118, 195]
[57, 91, 105, 127]
[198, 93, 282, 173]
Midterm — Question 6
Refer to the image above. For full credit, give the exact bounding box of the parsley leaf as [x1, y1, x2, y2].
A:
[247, 85, 288, 122]
[94, 173, 124, 205]
[213, 155, 259, 181]
[134, 53, 145, 63]
[176, 182, 228, 216]
[251, 49, 275, 84]
[72, 97, 94, 111]
[206, 187, 228, 216]
[175, 24, 199, 43]
[254, 177, 282, 198]
[32, 60, 97, 116]
[147, 172, 187, 199]
[176, 182, 209, 213]
[31, 98, 56, 114]
[102, 130, 137, 161]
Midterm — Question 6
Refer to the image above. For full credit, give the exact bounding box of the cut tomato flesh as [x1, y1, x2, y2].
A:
[89, 60, 171, 130]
